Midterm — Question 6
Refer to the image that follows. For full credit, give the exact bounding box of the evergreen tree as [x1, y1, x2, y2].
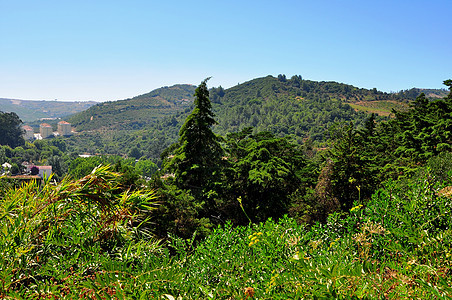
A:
[327, 122, 376, 210]
[163, 78, 225, 195]
[223, 129, 306, 223]
[0, 111, 24, 148]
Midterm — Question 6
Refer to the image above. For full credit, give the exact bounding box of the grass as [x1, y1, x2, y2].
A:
[0, 167, 451, 299]
[349, 100, 410, 117]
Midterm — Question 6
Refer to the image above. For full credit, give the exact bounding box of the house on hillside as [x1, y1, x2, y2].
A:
[37, 166, 52, 178]
[22, 163, 52, 178]
[23, 125, 35, 140]
[40, 123, 53, 139]
[57, 121, 72, 136]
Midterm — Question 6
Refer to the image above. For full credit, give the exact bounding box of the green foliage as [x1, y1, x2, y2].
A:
[134, 158, 158, 178]
[322, 80, 452, 211]
[327, 121, 377, 210]
[68, 155, 144, 192]
[224, 128, 307, 223]
[172, 174, 451, 298]
[1, 161, 451, 298]
[0, 111, 25, 148]
[377, 87, 452, 170]
[68, 155, 130, 178]
[149, 179, 212, 239]
[163, 79, 225, 208]
[0, 166, 159, 297]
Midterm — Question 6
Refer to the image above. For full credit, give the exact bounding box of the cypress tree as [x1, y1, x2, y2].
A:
[164, 78, 225, 194]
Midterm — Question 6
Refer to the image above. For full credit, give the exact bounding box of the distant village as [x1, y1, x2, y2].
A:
[0, 121, 73, 180]
[23, 120, 73, 140]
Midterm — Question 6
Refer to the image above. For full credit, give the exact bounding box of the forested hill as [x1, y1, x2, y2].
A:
[210, 75, 394, 141]
[210, 75, 441, 141]
[63, 75, 444, 161]
[69, 75, 413, 133]
[67, 84, 196, 131]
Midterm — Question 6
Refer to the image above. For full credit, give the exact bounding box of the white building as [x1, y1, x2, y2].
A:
[37, 166, 52, 178]
[40, 123, 53, 139]
[57, 121, 72, 136]
[23, 125, 35, 140]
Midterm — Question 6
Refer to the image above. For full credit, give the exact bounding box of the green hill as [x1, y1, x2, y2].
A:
[63, 75, 445, 162]
[0, 98, 97, 122]
[67, 84, 196, 131]
[211, 75, 390, 141]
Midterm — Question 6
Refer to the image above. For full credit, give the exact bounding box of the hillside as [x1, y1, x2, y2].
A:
[0, 98, 97, 122]
[63, 75, 446, 162]
[68, 76, 446, 135]
[67, 84, 196, 131]
[211, 76, 396, 141]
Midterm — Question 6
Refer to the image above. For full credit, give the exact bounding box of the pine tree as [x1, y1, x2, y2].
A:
[163, 78, 225, 194]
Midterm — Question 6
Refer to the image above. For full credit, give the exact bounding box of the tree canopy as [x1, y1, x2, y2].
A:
[0, 111, 24, 148]
[163, 78, 225, 193]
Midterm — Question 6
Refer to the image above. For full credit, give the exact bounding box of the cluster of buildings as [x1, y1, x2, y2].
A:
[1, 121, 72, 181]
[23, 121, 72, 140]
[1, 162, 52, 180]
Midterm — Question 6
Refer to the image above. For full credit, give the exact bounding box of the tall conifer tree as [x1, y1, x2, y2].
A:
[164, 78, 224, 194]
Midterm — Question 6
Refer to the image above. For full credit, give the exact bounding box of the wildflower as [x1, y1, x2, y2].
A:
[248, 232, 263, 246]
[350, 204, 363, 212]
[244, 287, 255, 299]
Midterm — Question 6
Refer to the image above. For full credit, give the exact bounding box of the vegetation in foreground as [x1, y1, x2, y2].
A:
[1, 78, 452, 298]
[0, 166, 451, 298]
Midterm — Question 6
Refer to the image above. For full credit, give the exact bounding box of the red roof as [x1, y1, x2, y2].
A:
[58, 121, 70, 124]
[40, 123, 52, 127]
[38, 166, 52, 170]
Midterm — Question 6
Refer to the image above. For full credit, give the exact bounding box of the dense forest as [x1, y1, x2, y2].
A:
[1, 78, 451, 298]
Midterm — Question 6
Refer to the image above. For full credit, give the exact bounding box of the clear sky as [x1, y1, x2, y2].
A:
[1, 0, 451, 101]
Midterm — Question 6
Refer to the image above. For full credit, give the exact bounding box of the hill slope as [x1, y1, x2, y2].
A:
[63, 75, 449, 163]
[0, 98, 97, 122]
[68, 84, 196, 131]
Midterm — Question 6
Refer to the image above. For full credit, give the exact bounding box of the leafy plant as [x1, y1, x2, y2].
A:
[0, 165, 158, 297]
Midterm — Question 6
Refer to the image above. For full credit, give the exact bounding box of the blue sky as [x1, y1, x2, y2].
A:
[1, 0, 451, 101]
